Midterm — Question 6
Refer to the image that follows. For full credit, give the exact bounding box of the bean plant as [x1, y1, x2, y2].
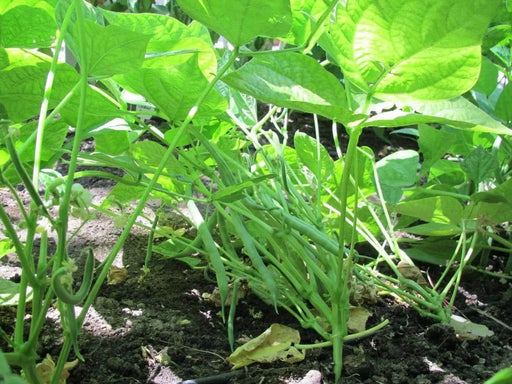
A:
[0, 0, 510, 383]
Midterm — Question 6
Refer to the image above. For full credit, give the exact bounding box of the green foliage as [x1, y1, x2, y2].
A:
[176, 0, 293, 46]
[223, 52, 356, 123]
[485, 367, 512, 384]
[323, 0, 499, 102]
[0, 0, 511, 383]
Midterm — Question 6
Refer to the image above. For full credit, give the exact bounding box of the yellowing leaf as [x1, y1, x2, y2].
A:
[36, 354, 78, 384]
[450, 314, 494, 341]
[107, 266, 128, 285]
[227, 324, 305, 369]
[397, 261, 428, 287]
[348, 307, 371, 334]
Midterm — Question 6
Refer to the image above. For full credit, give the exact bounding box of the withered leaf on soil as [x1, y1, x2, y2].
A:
[227, 323, 305, 369]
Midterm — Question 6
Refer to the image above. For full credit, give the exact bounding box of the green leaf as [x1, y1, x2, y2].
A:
[294, 132, 334, 183]
[376, 149, 418, 204]
[0, 0, 56, 48]
[418, 125, 456, 175]
[376, 150, 418, 188]
[495, 82, 512, 124]
[0, 49, 78, 123]
[0, 239, 14, 259]
[82, 21, 150, 77]
[177, 0, 292, 46]
[60, 84, 128, 132]
[104, 175, 146, 206]
[471, 178, 512, 205]
[98, 10, 217, 78]
[98, 9, 191, 52]
[485, 367, 512, 384]
[142, 38, 217, 81]
[473, 57, 499, 96]
[404, 222, 462, 236]
[115, 56, 227, 122]
[0, 47, 8, 70]
[0, 278, 32, 306]
[55, 0, 102, 65]
[325, 0, 499, 102]
[365, 96, 511, 135]
[211, 174, 276, 202]
[460, 146, 498, 183]
[465, 201, 512, 225]
[282, 0, 327, 46]
[223, 52, 356, 124]
[465, 179, 512, 224]
[18, 120, 68, 162]
[396, 196, 463, 225]
[90, 119, 131, 155]
[405, 239, 458, 264]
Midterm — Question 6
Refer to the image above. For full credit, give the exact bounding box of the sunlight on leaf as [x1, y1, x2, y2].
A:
[177, 0, 292, 46]
[223, 52, 356, 124]
[325, 0, 499, 102]
[0, 278, 33, 306]
[227, 324, 305, 369]
[0, 0, 56, 48]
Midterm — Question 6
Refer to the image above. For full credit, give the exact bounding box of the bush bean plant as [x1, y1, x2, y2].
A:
[0, 0, 511, 383]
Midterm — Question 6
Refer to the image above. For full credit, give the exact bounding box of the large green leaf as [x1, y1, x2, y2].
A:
[0, 49, 77, 122]
[98, 9, 217, 77]
[55, 0, 102, 65]
[473, 57, 499, 96]
[60, 84, 128, 132]
[0, 0, 56, 48]
[465, 178, 512, 224]
[18, 120, 68, 162]
[396, 196, 463, 225]
[324, 0, 499, 102]
[141, 38, 217, 81]
[177, 0, 292, 46]
[460, 146, 498, 184]
[364, 97, 511, 135]
[115, 56, 227, 122]
[98, 9, 191, 51]
[222, 52, 356, 124]
[82, 20, 150, 77]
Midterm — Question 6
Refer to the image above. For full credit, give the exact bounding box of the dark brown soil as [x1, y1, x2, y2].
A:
[3, 224, 510, 384]
[62, 242, 512, 383]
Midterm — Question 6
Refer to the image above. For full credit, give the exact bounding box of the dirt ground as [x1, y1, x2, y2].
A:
[1, 124, 511, 383]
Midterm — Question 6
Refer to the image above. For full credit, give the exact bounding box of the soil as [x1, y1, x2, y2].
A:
[1, 124, 511, 384]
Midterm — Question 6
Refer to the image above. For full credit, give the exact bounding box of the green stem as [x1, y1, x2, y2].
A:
[304, 0, 339, 54]
[78, 46, 242, 327]
[486, 230, 512, 250]
[51, 0, 89, 380]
